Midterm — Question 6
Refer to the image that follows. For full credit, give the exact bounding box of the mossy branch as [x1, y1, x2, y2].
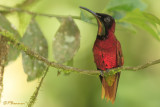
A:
[0, 36, 8, 103]
[1, 31, 160, 76]
[28, 66, 49, 107]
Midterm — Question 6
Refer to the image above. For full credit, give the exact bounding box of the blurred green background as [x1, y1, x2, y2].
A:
[0, 0, 160, 107]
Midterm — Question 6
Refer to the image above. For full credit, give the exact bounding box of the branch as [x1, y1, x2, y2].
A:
[28, 66, 49, 107]
[0, 36, 8, 103]
[0, 5, 81, 19]
[0, 31, 160, 76]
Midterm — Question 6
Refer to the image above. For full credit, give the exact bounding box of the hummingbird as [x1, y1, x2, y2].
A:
[80, 6, 124, 104]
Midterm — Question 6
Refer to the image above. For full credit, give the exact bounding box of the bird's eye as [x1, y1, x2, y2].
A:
[104, 17, 110, 23]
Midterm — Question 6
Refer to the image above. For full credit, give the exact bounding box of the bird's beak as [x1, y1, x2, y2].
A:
[80, 6, 105, 36]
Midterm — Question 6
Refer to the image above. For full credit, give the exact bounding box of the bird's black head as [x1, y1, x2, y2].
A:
[80, 6, 115, 40]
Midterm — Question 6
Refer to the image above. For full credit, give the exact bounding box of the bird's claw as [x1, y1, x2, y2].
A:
[100, 70, 104, 76]
[106, 69, 109, 73]
[100, 69, 109, 76]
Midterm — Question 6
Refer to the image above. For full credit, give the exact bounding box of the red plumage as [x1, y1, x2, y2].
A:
[79, 6, 124, 104]
[93, 22, 124, 103]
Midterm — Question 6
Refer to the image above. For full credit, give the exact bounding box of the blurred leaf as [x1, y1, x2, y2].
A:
[112, 11, 125, 20]
[104, 0, 147, 21]
[17, 0, 40, 8]
[22, 19, 48, 81]
[18, 13, 32, 36]
[142, 12, 160, 25]
[119, 9, 160, 40]
[0, 14, 20, 39]
[17, 0, 40, 36]
[0, 13, 21, 62]
[53, 17, 80, 64]
[117, 22, 137, 33]
[106, 0, 147, 12]
[142, 12, 160, 35]
[80, 10, 96, 24]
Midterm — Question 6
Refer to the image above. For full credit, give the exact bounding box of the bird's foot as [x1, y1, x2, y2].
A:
[106, 69, 110, 73]
[100, 70, 104, 76]
[100, 69, 109, 76]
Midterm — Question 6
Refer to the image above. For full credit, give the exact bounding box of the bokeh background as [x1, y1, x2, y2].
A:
[0, 0, 160, 107]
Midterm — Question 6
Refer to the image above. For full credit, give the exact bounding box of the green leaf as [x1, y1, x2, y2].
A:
[53, 17, 80, 64]
[142, 12, 160, 25]
[17, 0, 40, 36]
[104, 0, 147, 21]
[22, 19, 48, 81]
[16, 0, 40, 35]
[119, 9, 160, 40]
[80, 10, 96, 24]
[106, 0, 147, 12]
[0, 13, 21, 62]
[117, 22, 137, 33]
[112, 11, 126, 20]
[18, 13, 32, 36]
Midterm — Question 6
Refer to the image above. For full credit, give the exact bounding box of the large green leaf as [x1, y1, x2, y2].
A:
[104, 0, 147, 21]
[106, 0, 147, 12]
[53, 17, 80, 64]
[0, 13, 21, 62]
[22, 19, 48, 81]
[119, 9, 160, 40]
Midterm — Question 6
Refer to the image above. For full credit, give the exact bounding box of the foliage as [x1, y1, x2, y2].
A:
[53, 17, 80, 64]
[105, 0, 147, 12]
[119, 9, 160, 40]
[22, 19, 48, 81]
[80, 10, 95, 24]
[0, 14, 21, 62]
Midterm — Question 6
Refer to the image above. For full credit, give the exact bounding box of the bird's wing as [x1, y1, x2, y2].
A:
[117, 40, 124, 66]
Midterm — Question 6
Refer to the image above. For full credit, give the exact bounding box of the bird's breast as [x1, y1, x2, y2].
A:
[93, 37, 117, 70]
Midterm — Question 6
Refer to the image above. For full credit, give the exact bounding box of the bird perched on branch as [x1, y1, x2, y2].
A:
[80, 6, 124, 104]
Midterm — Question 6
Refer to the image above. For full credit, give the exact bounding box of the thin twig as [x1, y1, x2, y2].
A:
[0, 36, 8, 103]
[28, 66, 49, 107]
[1, 31, 160, 76]
[0, 5, 81, 19]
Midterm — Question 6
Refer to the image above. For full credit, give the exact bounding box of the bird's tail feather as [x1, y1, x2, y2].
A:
[100, 73, 120, 104]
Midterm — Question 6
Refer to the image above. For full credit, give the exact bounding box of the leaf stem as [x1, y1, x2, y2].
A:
[0, 5, 81, 19]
